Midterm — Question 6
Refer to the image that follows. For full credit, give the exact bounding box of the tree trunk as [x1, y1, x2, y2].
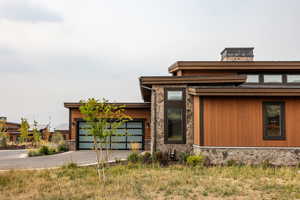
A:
[94, 137, 102, 182]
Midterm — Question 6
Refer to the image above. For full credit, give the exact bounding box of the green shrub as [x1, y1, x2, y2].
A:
[39, 146, 49, 155]
[48, 147, 57, 155]
[140, 152, 152, 164]
[57, 144, 68, 152]
[186, 155, 205, 167]
[28, 149, 41, 157]
[178, 151, 191, 164]
[127, 152, 140, 163]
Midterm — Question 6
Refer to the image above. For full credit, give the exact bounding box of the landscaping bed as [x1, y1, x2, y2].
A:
[0, 163, 300, 200]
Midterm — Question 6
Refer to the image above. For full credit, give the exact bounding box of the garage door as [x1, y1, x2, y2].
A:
[77, 120, 144, 150]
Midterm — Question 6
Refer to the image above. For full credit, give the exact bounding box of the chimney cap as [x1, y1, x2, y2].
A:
[221, 47, 254, 57]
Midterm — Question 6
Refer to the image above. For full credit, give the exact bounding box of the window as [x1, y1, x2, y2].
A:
[287, 75, 300, 83]
[263, 102, 285, 140]
[164, 88, 186, 144]
[263, 75, 282, 83]
[246, 75, 259, 83]
[167, 91, 183, 100]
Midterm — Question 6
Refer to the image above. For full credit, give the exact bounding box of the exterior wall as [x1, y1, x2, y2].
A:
[69, 107, 151, 150]
[194, 145, 300, 166]
[151, 85, 193, 153]
[197, 96, 300, 147]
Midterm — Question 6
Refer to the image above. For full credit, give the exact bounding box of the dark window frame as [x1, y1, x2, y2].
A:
[164, 88, 186, 144]
[262, 102, 286, 140]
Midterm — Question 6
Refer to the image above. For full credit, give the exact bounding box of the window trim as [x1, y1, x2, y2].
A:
[262, 101, 286, 140]
[164, 88, 186, 144]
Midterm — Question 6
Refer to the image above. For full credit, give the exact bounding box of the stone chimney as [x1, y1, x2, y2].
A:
[221, 47, 254, 61]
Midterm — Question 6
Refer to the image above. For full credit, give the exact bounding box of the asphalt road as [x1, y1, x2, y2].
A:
[0, 150, 130, 170]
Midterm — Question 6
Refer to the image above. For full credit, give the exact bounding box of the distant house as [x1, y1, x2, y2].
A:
[64, 47, 300, 165]
[0, 117, 21, 142]
[54, 123, 70, 140]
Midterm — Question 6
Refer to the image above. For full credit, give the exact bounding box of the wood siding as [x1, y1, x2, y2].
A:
[193, 96, 200, 145]
[70, 108, 151, 141]
[198, 96, 300, 147]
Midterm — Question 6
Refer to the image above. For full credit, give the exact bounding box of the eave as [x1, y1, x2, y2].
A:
[139, 75, 246, 102]
[188, 87, 300, 96]
[169, 61, 300, 73]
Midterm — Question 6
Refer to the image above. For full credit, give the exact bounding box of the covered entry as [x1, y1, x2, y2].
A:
[77, 120, 144, 150]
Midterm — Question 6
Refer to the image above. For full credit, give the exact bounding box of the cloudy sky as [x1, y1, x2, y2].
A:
[0, 0, 299, 127]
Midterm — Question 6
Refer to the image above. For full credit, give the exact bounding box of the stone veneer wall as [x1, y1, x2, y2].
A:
[193, 145, 300, 166]
[150, 85, 193, 153]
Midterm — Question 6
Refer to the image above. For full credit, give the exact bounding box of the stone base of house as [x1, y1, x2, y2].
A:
[193, 145, 300, 166]
[144, 139, 151, 151]
[67, 140, 76, 151]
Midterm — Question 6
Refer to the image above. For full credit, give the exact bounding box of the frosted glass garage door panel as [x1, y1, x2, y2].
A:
[79, 136, 93, 142]
[127, 143, 142, 149]
[115, 129, 126, 136]
[127, 136, 143, 142]
[111, 143, 126, 149]
[79, 143, 95, 149]
[111, 136, 126, 142]
[127, 122, 143, 128]
[79, 129, 90, 135]
[79, 122, 90, 128]
[127, 129, 142, 135]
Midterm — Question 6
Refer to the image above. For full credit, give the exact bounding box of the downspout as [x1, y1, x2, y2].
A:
[141, 85, 157, 154]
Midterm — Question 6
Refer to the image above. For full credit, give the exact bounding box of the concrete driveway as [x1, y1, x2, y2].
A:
[0, 150, 131, 170]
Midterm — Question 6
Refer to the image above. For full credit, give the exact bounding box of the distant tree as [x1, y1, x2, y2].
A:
[0, 119, 8, 148]
[51, 131, 64, 144]
[19, 118, 30, 143]
[79, 98, 131, 182]
[32, 121, 41, 147]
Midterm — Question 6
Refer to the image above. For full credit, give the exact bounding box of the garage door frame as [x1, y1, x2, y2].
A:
[76, 118, 145, 150]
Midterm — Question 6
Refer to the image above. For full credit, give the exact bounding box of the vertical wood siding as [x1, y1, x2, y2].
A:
[202, 96, 300, 147]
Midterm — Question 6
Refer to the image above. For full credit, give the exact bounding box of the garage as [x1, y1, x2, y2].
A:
[77, 120, 144, 150]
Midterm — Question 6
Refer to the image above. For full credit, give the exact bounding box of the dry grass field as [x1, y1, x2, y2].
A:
[0, 164, 300, 200]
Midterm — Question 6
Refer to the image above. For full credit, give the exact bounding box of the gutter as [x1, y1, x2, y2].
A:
[141, 85, 157, 154]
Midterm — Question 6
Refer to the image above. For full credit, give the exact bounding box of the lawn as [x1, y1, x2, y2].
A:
[0, 164, 300, 200]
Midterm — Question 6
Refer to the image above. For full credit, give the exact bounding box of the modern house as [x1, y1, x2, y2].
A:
[0, 117, 21, 142]
[64, 48, 300, 165]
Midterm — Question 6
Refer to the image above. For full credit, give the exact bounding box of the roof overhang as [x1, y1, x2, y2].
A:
[64, 102, 151, 109]
[169, 61, 300, 74]
[188, 87, 300, 96]
[139, 75, 247, 101]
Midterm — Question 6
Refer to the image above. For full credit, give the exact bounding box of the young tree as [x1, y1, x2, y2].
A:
[0, 119, 8, 148]
[19, 118, 30, 143]
[32, 121, 41, 147]
[79, 98, 131, 182]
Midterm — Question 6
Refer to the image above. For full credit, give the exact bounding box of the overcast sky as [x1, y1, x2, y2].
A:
[0, 0, 299, 127]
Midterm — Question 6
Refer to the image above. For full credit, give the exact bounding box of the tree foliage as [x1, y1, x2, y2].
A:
[32, 120, 41, 146]
[19, 118, 30, 143]
[79, 98, 131, 181]
[0, 119, 8, 147]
